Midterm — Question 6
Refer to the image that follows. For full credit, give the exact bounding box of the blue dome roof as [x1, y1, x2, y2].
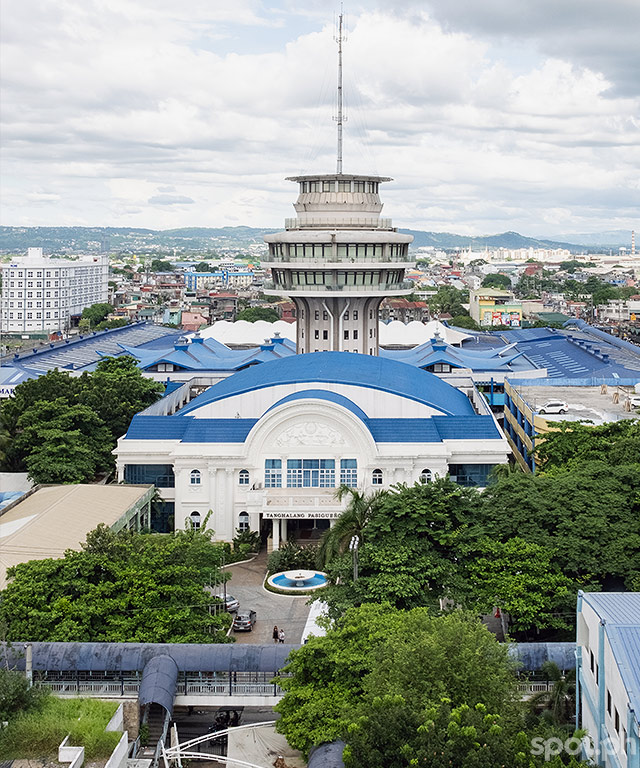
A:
[178, 352, 474, 417]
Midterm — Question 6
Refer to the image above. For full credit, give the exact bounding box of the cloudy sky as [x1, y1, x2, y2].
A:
[1, 0, 639, 237]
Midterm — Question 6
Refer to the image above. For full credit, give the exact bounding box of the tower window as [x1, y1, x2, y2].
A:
[420, 469, 432, 484]
[190, 511, 201, 530]
[239, 469, 249, 485]
[190, 469, 201, 485]
[344, 311, 349, 321]
[323, 330, 328, 340]
[372, 468, 383, 485]
[353, 330, 358, 340]
[238, 511, 250, 532]
[344, 330, 349, 340]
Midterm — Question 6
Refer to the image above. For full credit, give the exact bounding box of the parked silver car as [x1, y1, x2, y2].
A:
[213, 593, 239, 612]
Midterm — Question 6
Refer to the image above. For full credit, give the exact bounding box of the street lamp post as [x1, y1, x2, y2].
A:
[349, 535, 359, 582]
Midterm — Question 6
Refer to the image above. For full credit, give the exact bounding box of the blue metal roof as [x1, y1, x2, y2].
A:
[177, 352, 475, 418]
[382, 337, 530, 373]
[582, 592, 640, 625]
[119, 334, 297, 373]
[606, 626, 640, 723]
[125, 414, 499, 443]
[581, 593, 640, 725]
[125, 416, 257, 442]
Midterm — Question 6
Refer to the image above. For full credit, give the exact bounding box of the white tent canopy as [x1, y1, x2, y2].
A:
[197, 319, 470, 348]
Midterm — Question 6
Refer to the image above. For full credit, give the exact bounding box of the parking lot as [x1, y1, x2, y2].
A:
[223, 551, 313, 645]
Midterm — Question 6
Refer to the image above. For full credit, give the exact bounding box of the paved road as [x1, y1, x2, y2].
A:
[223, 550, 311, 644]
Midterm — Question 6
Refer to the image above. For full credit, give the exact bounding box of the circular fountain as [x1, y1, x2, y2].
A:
[267, 569, 328, 592]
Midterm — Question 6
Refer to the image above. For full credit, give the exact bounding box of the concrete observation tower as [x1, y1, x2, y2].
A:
[263, 14, 415, 355]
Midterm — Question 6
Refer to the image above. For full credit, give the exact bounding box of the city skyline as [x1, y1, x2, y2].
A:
[1, 0, 639, 236]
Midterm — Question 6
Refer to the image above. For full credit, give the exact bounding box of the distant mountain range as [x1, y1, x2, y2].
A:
[0, 225, 631, 254]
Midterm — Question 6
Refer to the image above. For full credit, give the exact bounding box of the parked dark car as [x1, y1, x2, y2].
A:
[232, 610, 257, 631]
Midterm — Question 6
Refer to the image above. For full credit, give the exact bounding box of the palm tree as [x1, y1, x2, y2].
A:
[528, 660, 576, 727]
[317, 485, 386, 569]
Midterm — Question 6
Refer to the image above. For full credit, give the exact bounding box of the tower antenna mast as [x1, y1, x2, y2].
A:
[334, 9, 346, 174]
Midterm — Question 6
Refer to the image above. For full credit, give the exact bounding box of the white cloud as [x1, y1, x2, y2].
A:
[0, 0, 638, 235]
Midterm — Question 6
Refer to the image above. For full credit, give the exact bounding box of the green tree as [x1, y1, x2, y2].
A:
[476, 461, 640, 592]
[150, 259, 174, 272]
[320, 479, 476, 619]
[457, 538, 575, 634]
[276, 605, 519, 758]
[81, 303, 113, 328]
[195, 261, 212, 272]
[236, 306, 280, 323]
[78, 356, 164, 441]
[0, 525, 232, 643]
[317, 486, 385, 569]
[427, 286, 469, 317]
[450, 314, 480, 330]
[94, 317, 129, 330]
[482, 273, 512, 290]
[344, 697, 533, 768]
[533, 420, 640, 472]
[78, 317, 92, 333]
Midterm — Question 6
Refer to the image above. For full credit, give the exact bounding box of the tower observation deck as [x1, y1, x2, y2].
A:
[263, 174, 415, 354]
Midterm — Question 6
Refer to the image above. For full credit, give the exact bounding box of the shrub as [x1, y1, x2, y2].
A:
[233, 528, 261, 555]
[268, 541, 319, 574]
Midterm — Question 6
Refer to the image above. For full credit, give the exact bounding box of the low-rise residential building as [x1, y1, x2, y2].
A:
[577, 592, 640, 768]
[469, 288, 523, 327]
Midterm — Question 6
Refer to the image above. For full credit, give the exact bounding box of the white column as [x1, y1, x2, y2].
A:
[272, 519, 280, 550]
[281, 518, 288, 543]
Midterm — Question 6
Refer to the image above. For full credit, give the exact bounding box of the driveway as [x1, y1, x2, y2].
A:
[223, 550, 312, 645]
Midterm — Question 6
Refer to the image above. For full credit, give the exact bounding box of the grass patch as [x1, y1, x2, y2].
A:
[0, 696, 120, 760]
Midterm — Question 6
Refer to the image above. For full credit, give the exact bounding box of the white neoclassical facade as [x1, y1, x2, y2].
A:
[115, 353, 510, 544]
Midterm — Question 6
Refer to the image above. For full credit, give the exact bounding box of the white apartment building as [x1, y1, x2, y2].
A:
[1, 248, 109, 335]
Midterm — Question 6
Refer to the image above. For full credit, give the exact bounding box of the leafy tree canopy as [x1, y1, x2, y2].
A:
[0, 525, 232, 643]
[236, 306, 280, 323]
[276, 604, 519, 759]
[150, 259, 174, 272]
[195, 261, 212, 272]
[534, 419, 640, 472]
[81, 303, 113, 328]
[427, 286, 469, 317]
[450, 314, 480, 330]
[0, 357, 163, 479]
[481, 273, 512, 290]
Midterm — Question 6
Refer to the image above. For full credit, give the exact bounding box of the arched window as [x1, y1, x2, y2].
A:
[372, 468, 383, 486]
[190, 469, 201, 485]
[238, 511, 250, 532]
[189, 511, 201, 530]
[420, 469, 432, 484]
[239, 469, 249, 486]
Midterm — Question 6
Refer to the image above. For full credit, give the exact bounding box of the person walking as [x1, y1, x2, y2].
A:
[278, 628, 285, 644]
[272, 625, 279, 644]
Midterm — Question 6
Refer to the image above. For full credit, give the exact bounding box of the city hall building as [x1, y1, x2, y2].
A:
[115, 352, 509, 544]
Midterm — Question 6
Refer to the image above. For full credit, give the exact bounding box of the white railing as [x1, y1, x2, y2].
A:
[518, 682, 551, 695]
[40, 679, 282, 697]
